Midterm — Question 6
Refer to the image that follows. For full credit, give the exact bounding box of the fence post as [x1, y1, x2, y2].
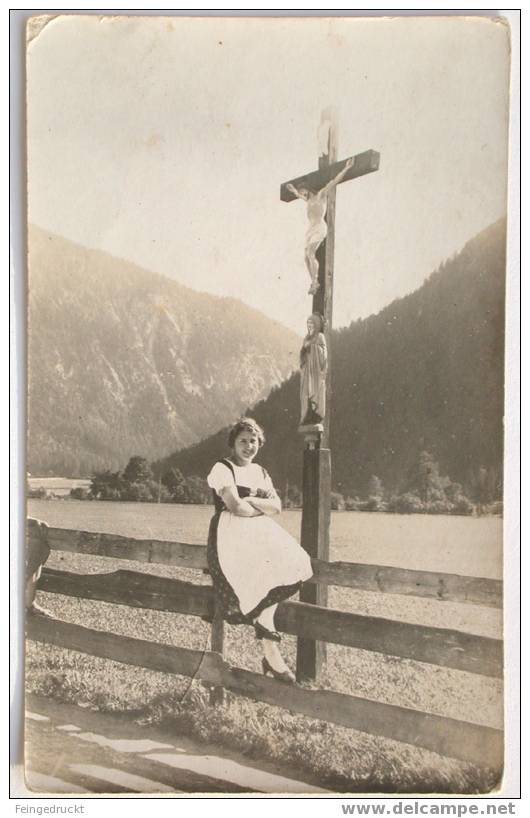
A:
[26, 518, 51, 611]
[209, 599, 225, 705]
[296, 428, 331, 682]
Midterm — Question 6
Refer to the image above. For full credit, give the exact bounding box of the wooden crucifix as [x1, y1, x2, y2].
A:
[280, 108, 380, 682]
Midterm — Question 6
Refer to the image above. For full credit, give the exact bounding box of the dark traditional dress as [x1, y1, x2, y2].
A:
[207, 459, 313, 623]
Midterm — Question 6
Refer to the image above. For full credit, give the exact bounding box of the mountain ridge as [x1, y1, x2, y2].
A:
[28, 225, 300, 476]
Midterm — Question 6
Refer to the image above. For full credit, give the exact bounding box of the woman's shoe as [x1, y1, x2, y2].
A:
[254, 622, 281, 642]
[261, 657, 295, 684]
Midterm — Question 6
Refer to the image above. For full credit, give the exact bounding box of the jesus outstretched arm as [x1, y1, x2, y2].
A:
[318, 156, 354, 198]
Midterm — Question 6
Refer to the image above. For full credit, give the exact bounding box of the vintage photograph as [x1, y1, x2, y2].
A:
[24, 14, 509, 794]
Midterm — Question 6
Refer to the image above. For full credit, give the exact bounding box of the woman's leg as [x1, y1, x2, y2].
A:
[263, 640, 291, 674]
[255, 603, 277, 632]
[256, 604, 291, 673]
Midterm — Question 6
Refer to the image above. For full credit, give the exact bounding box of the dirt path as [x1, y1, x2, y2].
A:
[24, 694, 331, 795]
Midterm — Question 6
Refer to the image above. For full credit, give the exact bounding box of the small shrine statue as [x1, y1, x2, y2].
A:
[287, 156, 354, 295]
[300, 313, 328, 425]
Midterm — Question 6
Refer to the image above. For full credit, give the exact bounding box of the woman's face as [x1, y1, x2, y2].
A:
[307, 317, 316, 335]
[232, 430, 260, 466]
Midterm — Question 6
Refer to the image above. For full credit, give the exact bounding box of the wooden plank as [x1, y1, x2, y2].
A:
[310, 559, 503, 608]
[215, 666, 503, 771]
[278, 600, 503, 678]
[42, 525, 501, 607]
[280, 150, 380, 202]
[26, 612, 209, 678]
[27, 614, 502, 769]
[46, 527, 208, 569]
[39, 568, 502, 677]
[39, 567, 214, 618]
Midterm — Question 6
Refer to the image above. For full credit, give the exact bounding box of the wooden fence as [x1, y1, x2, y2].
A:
[26, 519, 503, 772]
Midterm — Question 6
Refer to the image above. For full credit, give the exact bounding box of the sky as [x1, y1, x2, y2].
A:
[27, 15, 510, 333]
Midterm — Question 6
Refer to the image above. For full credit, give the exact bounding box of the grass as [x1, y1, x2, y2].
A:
[26, 543, 503, 794]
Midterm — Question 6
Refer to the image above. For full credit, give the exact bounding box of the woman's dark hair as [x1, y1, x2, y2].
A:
[228, 417, 265, 449]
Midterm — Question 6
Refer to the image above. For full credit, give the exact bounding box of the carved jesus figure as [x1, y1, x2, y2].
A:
[287, 156, 354, 295]
[300, 313, 328, 425]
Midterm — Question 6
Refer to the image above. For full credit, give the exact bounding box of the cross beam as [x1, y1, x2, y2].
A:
[280, 149, 380, 202]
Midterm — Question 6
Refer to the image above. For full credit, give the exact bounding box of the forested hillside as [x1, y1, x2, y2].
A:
[160, 219, 505, 501]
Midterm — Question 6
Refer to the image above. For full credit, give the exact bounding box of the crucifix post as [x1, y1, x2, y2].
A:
[281, 109, 380, 682]
[297, 108, 337, 682]
[314, 107, 337, 445]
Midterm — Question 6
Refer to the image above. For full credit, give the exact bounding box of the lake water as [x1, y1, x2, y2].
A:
[27, 499, 502, 579]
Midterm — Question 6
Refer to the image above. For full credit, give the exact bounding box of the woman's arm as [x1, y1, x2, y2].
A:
[219, 486, 261, 517]
[247, 494, 281, 516]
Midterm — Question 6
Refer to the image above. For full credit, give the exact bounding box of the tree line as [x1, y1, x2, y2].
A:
[64, 450, 501, 516]
[69, 456, 211, 504]
[329, 451, 501, 516]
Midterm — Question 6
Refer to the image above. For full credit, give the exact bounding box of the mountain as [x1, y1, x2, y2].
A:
[27, 226, 300, 476]
[160, 219, 506, 499]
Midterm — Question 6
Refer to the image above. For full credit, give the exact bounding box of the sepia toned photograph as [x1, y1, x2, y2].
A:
[24, 13, 510, 795]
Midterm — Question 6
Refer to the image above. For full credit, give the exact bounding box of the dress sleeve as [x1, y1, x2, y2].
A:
[207, 462, 235, 494]
[262, 468, 278, 496]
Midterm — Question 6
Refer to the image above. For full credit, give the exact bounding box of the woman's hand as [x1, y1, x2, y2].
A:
[247, 494, 281, 516]
[255, 488, 274, 499]
[220, 486, 262, 516]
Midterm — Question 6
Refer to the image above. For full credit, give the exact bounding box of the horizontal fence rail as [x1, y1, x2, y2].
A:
[311, 558, 502, 608]
[45, 526, 502, 608]
[38, 566, 503, 678]
[45, 526, 207, 569]
[27, 613, 503, 771]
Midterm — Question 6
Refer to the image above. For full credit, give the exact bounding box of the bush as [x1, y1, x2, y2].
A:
[100, 487, 123, 501]
[121, 482, 158, 502]
[283, 484, 302, 508]
[123, 456, 153, 485]
[27, 486, 48, 499]
[162, 467, 185, 499]
[90, 470, 125, 499]
[362, 496, 387, 512]
[176, 475, 210, 504]
[69, 487, 90, 500]
[390, 492, 425, 514]
[425, 498, 453, 515]
[483, 500, 503, 516]
[450, 495, 476, 516]
[330, 491, 345, 511]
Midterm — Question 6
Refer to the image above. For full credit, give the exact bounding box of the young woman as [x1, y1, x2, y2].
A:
[207, 418, 313, 683]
